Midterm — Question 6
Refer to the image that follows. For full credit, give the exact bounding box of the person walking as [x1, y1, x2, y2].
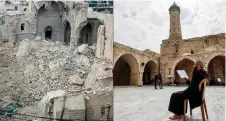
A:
[158, 73, 163, 89]
[154, 73, 158, 89]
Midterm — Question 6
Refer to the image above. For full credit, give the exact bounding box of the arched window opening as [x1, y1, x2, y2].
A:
[21, 23, 25, 31]
[45, 27, 52, 40]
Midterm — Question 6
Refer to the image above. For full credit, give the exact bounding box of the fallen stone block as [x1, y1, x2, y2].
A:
[86, 93, 113, 121]
[69, 74, 84, 85]
[53, 95, 85, 121]
[38, 90, 66, 120]
[77, 44, 88, 54]
[77, 44, 93, 55]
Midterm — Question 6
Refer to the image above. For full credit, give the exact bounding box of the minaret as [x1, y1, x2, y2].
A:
[168, 2, 182, 41]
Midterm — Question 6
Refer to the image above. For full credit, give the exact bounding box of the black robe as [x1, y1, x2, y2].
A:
[168, 68, 208, 115]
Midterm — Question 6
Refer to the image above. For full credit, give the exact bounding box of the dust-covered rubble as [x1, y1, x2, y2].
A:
[0, 38, 113, 108]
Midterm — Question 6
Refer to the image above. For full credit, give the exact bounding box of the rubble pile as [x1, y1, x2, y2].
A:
[0, 38, 113, 106]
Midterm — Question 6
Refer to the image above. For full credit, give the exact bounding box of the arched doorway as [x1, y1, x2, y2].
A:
[79, 23, 92, 46]
[174, 58, 195, 84]
[37, 1, 62, 41]
[113, 54, 139, 86]
[45, 26, 52, 40]
[64, 21, 71, 45]
[208, 55, 225, 85]
[142, 61, 158, 85]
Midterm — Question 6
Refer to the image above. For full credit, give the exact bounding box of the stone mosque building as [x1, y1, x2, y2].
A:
[0, 1, 113, 61]
[113, 2, 225, 86]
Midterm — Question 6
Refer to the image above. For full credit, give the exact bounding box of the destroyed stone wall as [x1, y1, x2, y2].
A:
[16, 19, 35, 42]
[37, 1, 63, 42]
[88, 10, 113, 62]
[0, 37, 113, 120]
[0, 25, 10, 42]
[4, 11, 36, 43]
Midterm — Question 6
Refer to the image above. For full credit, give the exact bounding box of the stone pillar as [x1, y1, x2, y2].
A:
[92, 22, 98, 44]
[130, 72, 139, 86]
[138, 71, 143, 86]
[96, 25, 105, 58]
[70, 35, 79, 51]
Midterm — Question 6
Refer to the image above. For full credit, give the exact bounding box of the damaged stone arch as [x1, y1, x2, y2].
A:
[173, 58, 195, 84]
[142, 60, 158, 85]
[57, 1, 68, 16]
[37, 1, 63, 41]
[113, 54, 139, 86]
[79, 18, 104, 46]
[63, 20, 71, 45]
[79, 23, 93, 46]
[207, 55, 225, 84]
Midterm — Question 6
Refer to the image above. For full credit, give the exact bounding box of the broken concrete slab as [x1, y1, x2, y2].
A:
[77, 44, 88, 54]
[37, 90, 66, 120]
[16, 39, 30, 60]
[53, 95, 85, 121]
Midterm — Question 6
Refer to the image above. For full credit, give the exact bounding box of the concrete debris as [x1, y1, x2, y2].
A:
[34, 36, 41, 41]
[84, 62, 113, 91]
[38, 90, 65, 120]
[0, 38, 113, 118]
[77, 44, 88, 54]
[53, 95, 85, 121]
[77, 44, 94, 56]
[69, 74, 84, 85]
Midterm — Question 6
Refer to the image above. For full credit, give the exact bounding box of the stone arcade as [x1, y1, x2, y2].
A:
[113, 2, 225, 86]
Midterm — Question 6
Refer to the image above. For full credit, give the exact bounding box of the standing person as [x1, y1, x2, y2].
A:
[158, 73, 163, 89]
[168, 61, 209, 120]
[154, 73, 158, 89]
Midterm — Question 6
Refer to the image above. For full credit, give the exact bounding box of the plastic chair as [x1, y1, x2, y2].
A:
[183, 78, 208, 121]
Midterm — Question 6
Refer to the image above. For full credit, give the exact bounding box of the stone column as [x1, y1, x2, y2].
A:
[138, 71, 143, 86]
[70, 35, 79, 51]
[130, 72, 139, 86]
[96, 25, 105, 58]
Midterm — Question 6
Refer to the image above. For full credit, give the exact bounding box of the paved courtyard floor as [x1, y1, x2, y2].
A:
[114, 86, 225, 121]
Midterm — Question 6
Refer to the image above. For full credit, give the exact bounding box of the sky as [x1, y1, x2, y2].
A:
[114, 0, 225, 53]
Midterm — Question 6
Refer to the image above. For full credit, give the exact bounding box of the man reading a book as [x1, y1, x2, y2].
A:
[168, 61, 209, 120]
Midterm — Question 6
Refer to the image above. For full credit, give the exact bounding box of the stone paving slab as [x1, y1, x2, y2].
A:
[114, 86, 225, 121]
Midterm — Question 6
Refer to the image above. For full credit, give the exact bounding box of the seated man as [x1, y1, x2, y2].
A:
[168, 61, 209, 120]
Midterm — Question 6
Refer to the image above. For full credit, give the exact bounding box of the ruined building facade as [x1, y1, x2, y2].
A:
[0, 1, 113, 120]
[113, 2, 225, 86]
[0, 1, 113, 62]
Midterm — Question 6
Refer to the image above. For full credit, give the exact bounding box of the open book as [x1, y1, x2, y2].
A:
[217, 78, 222, 82]
[176, 70, 189, 79]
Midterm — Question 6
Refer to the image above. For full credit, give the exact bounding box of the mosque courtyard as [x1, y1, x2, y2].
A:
[114, 86, 225, 121]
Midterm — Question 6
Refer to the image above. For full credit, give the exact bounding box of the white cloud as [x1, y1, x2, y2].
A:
[114, 0, 225, 53]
